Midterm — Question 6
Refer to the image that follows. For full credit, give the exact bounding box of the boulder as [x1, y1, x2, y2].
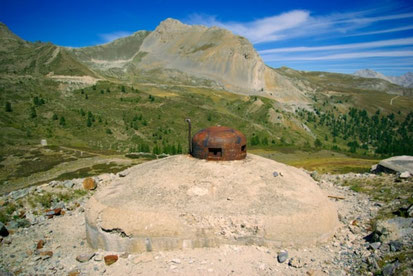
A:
[83, 178, 96, 190]
[374, 156, 413, 174]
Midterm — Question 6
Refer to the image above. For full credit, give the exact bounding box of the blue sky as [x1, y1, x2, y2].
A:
[1, 0, 412, 76]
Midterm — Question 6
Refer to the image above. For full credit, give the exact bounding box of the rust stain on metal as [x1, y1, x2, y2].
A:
[191, 126, 247, 161]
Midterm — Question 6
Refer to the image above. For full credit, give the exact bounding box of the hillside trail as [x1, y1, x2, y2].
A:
[390, 95, 399, 105]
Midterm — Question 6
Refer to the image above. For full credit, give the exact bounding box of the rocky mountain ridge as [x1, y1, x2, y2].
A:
[354, 69, 413, 88]
[1, 19, 412, 103]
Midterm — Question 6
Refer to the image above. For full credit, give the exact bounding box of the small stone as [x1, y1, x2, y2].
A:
[0, 222, 9, 237]
[407, 205, 413, 217]
[67, 269, 80, 276]
[83, 178, 97, 190]
[277, 250, 288, 263]
[76, 253, 95, 263]
[288, 257, 304, 268]
[273, 171, 279, 177]
[36, 240, 45, 249]
[118, 171, 128, 177]
[63, 180, 75, 189]
[389, 240, 403, 252]
[399, 171, 411, 179]
[94, 254, 103, 261]
[369, 242, 381, 250]
[104, 255, 118, 265]
[45, 208, 62, 218]
[39, 250, 53, 259]
[171, 258, 181, 264]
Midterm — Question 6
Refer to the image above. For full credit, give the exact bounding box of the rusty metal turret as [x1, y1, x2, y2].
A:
[185, 120, 247, 161]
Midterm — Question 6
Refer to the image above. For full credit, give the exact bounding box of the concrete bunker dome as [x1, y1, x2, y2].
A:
[84, 124, 339, 253]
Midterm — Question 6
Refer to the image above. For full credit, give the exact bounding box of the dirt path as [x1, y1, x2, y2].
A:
[390, 95, 400, 105]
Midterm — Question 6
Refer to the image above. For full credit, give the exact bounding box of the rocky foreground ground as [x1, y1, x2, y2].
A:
[0, 169, 412, 276]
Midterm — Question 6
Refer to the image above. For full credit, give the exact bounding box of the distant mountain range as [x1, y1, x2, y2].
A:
[354, 69, 413, 88]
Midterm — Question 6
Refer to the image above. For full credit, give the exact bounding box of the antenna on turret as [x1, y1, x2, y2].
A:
[185, 118, 192, 155]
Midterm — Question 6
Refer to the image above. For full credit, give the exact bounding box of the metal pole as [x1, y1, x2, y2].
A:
[185, 118, 192, 155]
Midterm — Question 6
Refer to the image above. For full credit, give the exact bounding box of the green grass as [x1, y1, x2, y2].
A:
[1, 67, 412, 193]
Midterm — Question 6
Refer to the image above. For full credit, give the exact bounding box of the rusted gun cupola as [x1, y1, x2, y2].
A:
[185, 119, 247, 161]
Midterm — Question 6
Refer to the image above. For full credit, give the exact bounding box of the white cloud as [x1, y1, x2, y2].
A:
[259, 38, 413, 54]
[346, 25, 413, 37]
[99, 31, 133, 43]
[186, 10, 413, 44]
[187, 10, 309, 43]
[263, 50, 413, 61]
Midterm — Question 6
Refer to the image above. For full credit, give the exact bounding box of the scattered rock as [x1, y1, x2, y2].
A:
[375, 217, 413, 242]
[63, 180, 75, 189]
[0, 269, 13, 276]
[36, 240, 45, 249]
[369, 242, 381, 250]
[76, 253, 95, 263]
[399, 171, 411, 179]
[45, 208, 62, 218]
[277, 250, 288, 263]
[170, 258, 181, 264]
[382, 261, 399, 276]
[288, 257, 304, 268]
[94, 254, 103, 262]
[67, 269, 80, 276]
[7, 218, 30, 229]
[83, 178, 96, 190]
[0, 222, 9, 237]
[104, 255, 118, 265]
[9, 189, 29, 200]
[39, 250, 53, 260]
[408, 205, 413, 217]
[118, 171, 128, 177]
[310, 171, 319, 181]
[273, 171, 279, 177]
[389, 240, 403, 252]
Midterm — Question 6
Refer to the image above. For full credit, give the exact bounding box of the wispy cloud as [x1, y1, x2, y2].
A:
[187, 10, 309, 43]
[263, 50, 413, 61]
[346, 25, 413, 37]
[259, 38, 413, 54]
[186, 10, 413, 44]
[99, 31, 132, 43]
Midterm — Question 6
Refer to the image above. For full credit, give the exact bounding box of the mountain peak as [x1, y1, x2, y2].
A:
[156, 18, 190, 32]
[354, 69, 388, 79]
[354, 69, 413, 88]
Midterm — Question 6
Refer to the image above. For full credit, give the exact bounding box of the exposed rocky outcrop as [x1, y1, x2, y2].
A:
[355, 69, 413, 88]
